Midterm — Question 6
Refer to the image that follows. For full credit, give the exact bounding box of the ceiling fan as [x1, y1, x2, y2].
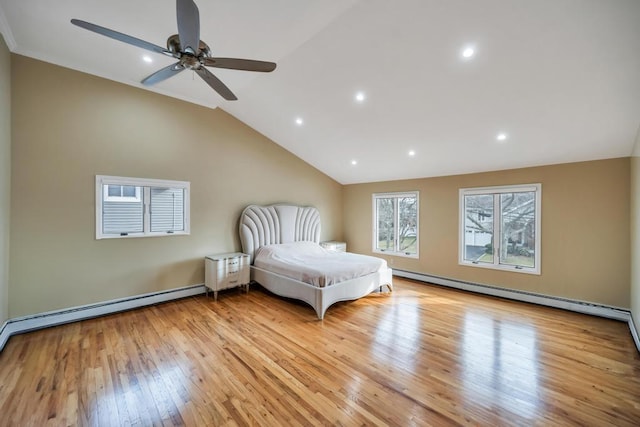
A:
[71, 0, 276, 101]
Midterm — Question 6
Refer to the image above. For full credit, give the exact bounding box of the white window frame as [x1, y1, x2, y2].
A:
[96, 175, 190, 239]
[372, 191, 419, 258]
[103, 185, 142, 202]
[459, 183, 541, 275]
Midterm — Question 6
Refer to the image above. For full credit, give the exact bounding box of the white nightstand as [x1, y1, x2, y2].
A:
[320, 241, 347, 252]
[205, 252, 250, 300]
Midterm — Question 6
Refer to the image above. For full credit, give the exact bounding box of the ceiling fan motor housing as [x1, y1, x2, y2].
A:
[167, 35, 212, 70]
[167, 35, 211, 56]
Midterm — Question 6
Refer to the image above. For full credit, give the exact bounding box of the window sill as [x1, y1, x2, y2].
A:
[459, 261, 540, 275]
[97, 231, 190, 240]
[374, 250, 419, 259]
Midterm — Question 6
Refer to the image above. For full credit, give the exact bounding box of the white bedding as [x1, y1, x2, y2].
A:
[254, 241, 388, 288]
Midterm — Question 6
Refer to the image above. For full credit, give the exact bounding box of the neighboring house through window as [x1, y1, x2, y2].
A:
[96, 175, 190, 239]
[460, 184, 541, 274]
[373, 191, 419, 257]
[103, 185, 141, 202]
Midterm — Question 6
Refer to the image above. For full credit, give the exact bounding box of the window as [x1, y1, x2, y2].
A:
[460, 184, 541, 274]
[373, 192, 419, 257]
[103, 185, 141, 202]
[96, 175, 190, 239]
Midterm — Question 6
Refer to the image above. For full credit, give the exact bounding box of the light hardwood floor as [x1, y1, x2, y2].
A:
[1, 277, 639, 426]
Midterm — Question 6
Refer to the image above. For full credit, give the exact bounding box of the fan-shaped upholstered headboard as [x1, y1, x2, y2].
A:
[239, 205, 321, 263]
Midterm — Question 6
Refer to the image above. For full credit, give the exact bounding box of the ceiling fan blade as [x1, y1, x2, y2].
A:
[202, 58, 277, 73]
[71, 19, 177, 58]
[141, 62, 185, 85]
[176, 0, 200, 54]
[195, 68, 237, 101]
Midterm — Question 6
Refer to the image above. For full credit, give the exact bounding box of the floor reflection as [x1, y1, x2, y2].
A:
[372, 298, 421, 370]
[461, 311, 541, 418]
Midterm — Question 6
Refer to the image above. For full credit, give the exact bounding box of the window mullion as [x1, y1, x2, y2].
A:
[494, 193, 500, 266]
[143, 186, 151, 234]
[394, 198, 400, 252]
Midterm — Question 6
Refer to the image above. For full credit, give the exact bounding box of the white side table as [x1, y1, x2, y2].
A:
[320, 241, 347, 252]
[205, 252, 250, 300]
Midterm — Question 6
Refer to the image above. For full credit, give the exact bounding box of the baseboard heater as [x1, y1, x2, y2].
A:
[1, 274, 638, 355]
[0, 284, 206, 352]
[392, 269, 640, 354]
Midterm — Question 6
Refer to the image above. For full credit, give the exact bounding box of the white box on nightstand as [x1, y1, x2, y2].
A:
[205, 252, 250, 300]
[320, 241, 347, 252]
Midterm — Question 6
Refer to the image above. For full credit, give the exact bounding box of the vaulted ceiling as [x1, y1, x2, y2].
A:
[2, 0, 640, 184]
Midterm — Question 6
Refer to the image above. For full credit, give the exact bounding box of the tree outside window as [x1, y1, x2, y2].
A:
[373, 192, 419, 257]
[460, 184, 541, 274]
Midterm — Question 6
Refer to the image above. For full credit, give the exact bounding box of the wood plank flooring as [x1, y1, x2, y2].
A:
[1, 277, 639, 426]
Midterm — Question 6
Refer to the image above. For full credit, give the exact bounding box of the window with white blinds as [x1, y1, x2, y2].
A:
[96, 175, 190, 239]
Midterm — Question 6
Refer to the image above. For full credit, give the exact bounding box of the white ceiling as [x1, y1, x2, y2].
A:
[2, 0, 640, 184]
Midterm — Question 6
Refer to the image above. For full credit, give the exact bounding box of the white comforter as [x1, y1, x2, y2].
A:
[253, 241, 388, 288]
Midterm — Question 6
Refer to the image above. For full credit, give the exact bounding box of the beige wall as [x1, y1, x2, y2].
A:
[5, 52, 637, 325]
[631, 135, 640, 334]
[344, 158, 630, 308]
[10, 55, 343, 317]
[0, 36, 10, 324]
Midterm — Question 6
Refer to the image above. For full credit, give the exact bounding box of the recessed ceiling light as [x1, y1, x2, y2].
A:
[355, 92, 366, 102]
[295, 117, 304, 126]
[496, 133, 508, 141]
[351, 160, 358, 165]
[408, 150, 416, 156]
[142, 55, 153, 63]
[461, 46, 475, 59]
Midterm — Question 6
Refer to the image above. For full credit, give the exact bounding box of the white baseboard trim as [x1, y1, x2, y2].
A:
[0, 284, 206, 352]
[629, 315, 640, 354]
[393, 269, 631, 322]
[0, 320, 8, 353]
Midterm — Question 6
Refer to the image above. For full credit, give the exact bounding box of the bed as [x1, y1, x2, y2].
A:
[239, 204, 393, 319]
